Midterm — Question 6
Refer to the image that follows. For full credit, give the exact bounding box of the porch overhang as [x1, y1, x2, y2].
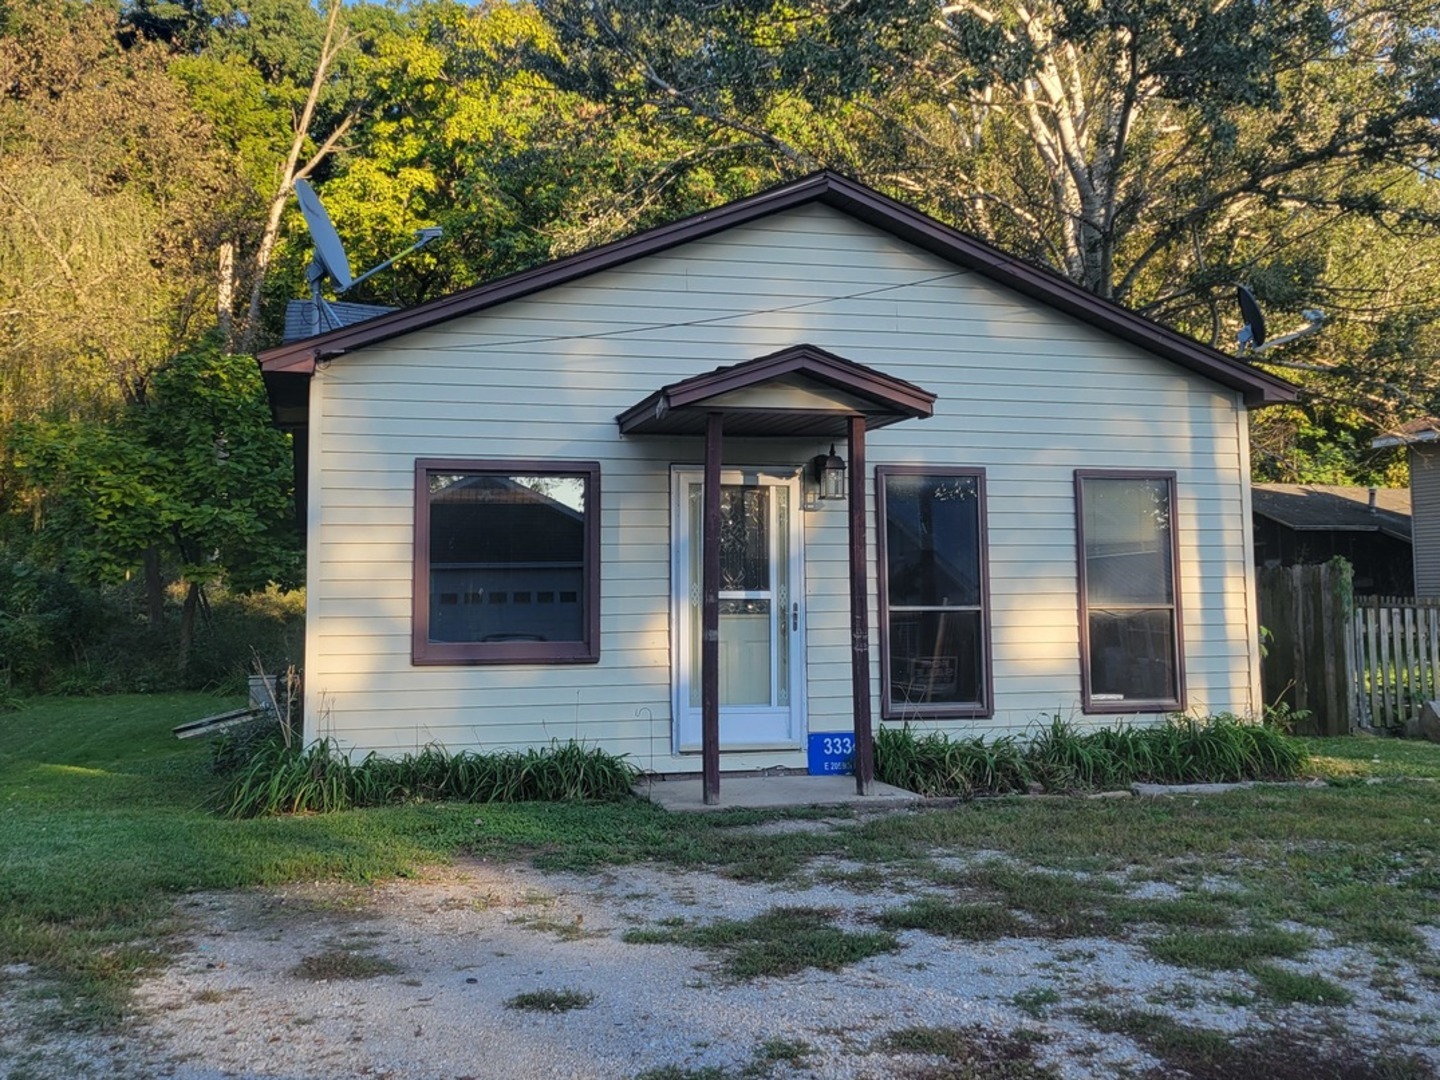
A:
[619, 344, 936, 806]
[616, 344, 936, 438]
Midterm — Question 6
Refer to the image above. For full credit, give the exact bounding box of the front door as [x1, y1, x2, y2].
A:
[672, 468, 805, 752]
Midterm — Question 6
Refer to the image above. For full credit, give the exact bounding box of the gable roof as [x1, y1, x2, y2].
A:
[617, 343, 935, 438]
[1251, 483, 1411, 542]
[259, 171, 1296, 408]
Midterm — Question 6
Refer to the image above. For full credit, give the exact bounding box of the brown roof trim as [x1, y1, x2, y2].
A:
[259, 171, 1297, 408]
[616, 343, 935, 436]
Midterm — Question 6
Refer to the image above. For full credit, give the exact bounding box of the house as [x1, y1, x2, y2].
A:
[1374, 421, 1440, 598]
[260, 171, 1296, 802]
[1251, 483, 1412, 596]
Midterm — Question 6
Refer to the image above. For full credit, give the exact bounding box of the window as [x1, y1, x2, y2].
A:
[877, 467, 990, 718]
[1075, 471, 1183, 711]
[412, 459, 600, 665]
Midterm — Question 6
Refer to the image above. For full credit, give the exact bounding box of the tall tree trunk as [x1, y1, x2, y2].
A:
[143, 545, 165, 628]
[178, 579, 199, 677]
[236, 0, 357, 355]
[216, 240, 235, 346]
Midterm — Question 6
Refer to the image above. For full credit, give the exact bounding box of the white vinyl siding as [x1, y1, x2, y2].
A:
[303, 203, 1259, 766]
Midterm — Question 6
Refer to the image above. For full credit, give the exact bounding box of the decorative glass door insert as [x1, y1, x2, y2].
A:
[672, 470, 804, 751]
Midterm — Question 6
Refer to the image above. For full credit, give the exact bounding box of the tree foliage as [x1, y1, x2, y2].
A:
[4, 0, 1440, 658]
[13, 339, 298, 591]
[0, 0, 235, 421]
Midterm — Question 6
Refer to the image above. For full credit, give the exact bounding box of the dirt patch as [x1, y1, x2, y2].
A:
[3, 859, 1437, 1079]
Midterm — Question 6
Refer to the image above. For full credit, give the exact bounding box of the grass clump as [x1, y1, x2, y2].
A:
[504, 987, 595, 1012]
[1146, 926, 1312, 970]
[1247, 962, 1354, 1006]
[755, 1037, 812, 1065]
[624, 906, 898, 980]
[876, 714, 1307, 798]
[1011, 986, 1062, 1020]
[878, 896, 1027, 940]
[290, 949, 401, 980]
[222, 737, 638, 817]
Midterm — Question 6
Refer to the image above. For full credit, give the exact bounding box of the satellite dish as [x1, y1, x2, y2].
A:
[295, 178, 352, 292]
[289, 177, 443, 335]
[1236, 285, 1267, 350]
[1235, 283, 1324, 357]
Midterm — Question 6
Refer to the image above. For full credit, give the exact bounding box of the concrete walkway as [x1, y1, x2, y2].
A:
[635, 773, 921, 812]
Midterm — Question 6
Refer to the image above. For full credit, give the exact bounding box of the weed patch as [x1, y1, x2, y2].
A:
[290, 950, 401, 981]
[624, 907, 898, 980]
[879, 1025, 1057, 1078]
[504, 988, 594, 1012]
[1078, 1007, 1432, 1080]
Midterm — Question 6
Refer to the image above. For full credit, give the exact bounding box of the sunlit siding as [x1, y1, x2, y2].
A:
[1410, 445, 1440, 598]
[303, 203, 1261, 766]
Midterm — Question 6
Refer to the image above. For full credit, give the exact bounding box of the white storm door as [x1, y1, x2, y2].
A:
[672, 469, 805, 752]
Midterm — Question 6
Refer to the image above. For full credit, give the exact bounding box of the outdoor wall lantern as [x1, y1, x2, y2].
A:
[811, 444, 847, 502]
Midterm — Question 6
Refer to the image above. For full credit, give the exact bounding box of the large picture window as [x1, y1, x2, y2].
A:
[877, 467, 990, 718]
[413, 459, 600, 665]
[1076, 471, 1183, 711]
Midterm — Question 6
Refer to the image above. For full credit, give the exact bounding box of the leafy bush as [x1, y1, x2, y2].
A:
[875, 714, 1307, 798]
[0, 559, 108, 693]
[222, 737, 639, 817]
[0, 577, 304, 697]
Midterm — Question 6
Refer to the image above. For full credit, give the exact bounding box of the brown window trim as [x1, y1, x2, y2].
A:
[876, 465, 993, 720]
[1074, 469, 1185, 714]
[413, 458, 601, 666]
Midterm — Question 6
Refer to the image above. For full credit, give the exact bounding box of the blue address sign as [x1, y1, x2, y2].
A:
[807, 732, 856, 776]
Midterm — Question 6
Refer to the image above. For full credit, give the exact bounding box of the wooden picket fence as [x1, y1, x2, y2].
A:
[1350, 596, 1440, 733]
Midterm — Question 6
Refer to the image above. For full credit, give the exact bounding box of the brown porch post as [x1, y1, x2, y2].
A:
[702, 412, 723, 805]
[848, 414, 874, 795]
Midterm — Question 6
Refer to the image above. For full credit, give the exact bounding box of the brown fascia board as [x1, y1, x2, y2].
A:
[259, 172, 1298, 408]
[661, 344, 933, 413]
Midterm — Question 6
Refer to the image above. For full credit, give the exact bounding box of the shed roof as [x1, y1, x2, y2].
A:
[1251, 484, 1411, 541]
[260, 171, 1297, 409]
[1373, 418, 1440, 448]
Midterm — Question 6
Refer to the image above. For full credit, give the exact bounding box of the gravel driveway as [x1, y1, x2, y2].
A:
[6, 829, 1438, 1080]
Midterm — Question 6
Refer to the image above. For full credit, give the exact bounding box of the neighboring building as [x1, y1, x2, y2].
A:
[260, 171, 1296, 788]
[1374, 421, 1440, 598]
[1251, 484, 1413, 596]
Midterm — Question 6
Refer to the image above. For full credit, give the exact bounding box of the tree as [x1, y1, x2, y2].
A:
[13, 339, 299, 669]
[529, 0, 1440, 473]
[0, 0, 235, 422]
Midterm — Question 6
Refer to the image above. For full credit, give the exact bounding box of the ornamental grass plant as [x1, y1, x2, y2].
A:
[220, 735, 639, 818]
[876, 714, 1307, 798]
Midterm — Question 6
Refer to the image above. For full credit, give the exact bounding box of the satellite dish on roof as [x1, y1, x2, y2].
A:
[295, 178, 352, 292]
[1237, 285, 1266, 350]
[1235, 284, 1324, 358]
[290, 177, 444, 335]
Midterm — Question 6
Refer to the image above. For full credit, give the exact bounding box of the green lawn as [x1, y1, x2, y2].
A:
[4, 695, 1440, 1029]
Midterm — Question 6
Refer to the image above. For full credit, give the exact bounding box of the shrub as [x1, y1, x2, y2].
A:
[222, 737, 639, 817]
